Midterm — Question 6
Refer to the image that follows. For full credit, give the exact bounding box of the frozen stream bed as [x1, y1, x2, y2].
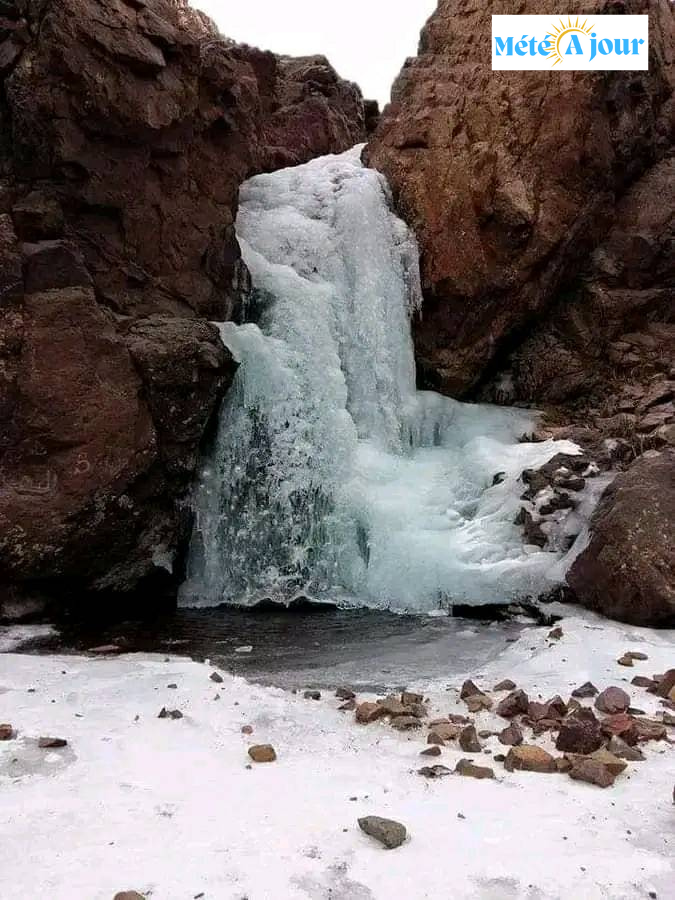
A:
[1, 613, 673, 900]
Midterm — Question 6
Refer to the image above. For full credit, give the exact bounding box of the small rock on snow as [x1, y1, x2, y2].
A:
[358, 816, 407, 849]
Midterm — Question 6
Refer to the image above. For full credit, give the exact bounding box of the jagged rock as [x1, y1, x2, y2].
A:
[569, 759, 616, 789]
[336, 687, 356, 701]
[38, 736, 67, 748]
[617, 655, 634, 667]
[607, 736, 645, 761]
[0, 0, 365, 612]
[572, 682, 599, 699]
[113, 893, 145, 900]
[366, 0, 674, 399]
[0, 724, 15, 740]
[568, 451, 675, 626]
[241, 725, 254, 735]
[355, 702, 387, 725]
[601, 714, 640, 746]
[158, 708, 182, 720]
[376, 695, 408, 717]
[555, 710, 604, 755]
[493, 679, 516, 692]
[595, 687, 631, 715]
[209, 672, 224, 684]
[465, 694, 493, 713]
[504, 746, 556, 774]
[459, 724, 482, 753]
[248, 744, 277, 763]
[455, 759, 495, 780]
[548, 627, 563, 640]
[358, 816, 407, 849]
[498, 724, 523, 747]
[418, 764, 452, 779]
[401, 691, 423, 706]
[338, 700, 357, 712]
[304, 690, 321, 701]
[656, 670, 675, 698]
[634, 718, 667, 743]
[589, 749, 628, 777]
[420, 745, 442, 757]
[460, 680, 485, 700]
[631, 676, 657, 690]
[496, 690, 529, 719]
[391, 716, 422, 731]
[428, 723, 460, 742]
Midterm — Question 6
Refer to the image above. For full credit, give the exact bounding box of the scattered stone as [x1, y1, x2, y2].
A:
[447, 714, 473, 724]
[617, 655, 634, 667]
[418, 764, 452, 779]
[632, 676, 658, 689]
[0, 724, 15, 740]
[655, 669, 675, 699]
[459, 724, 482, 753]
[499, 724, 524, 746]
[572, 682, 598, 699]
[545, 695, 567, 718]
[496, 689, 529, 719]
[248, 744, 277, 763]
[494, 753, 506, 763]
[595, 687, 630, 715]
[401, 691, 424, 706]
[241, 725, 253, 735]
[210, 672, 224, 684]
[304, 690, 321, 701]
[556, 710, 604, 755]
[114, 893, 145, 900]
[527, 701, 551, 721]
[355, 702, 386, 724]
[601, 714, 640, 745]
[429, 723, 460, 742]
[626, 651, 649, 661]
[420, 745, 442, 757]
[405, 702, 428, 719]
[663, 712, 675, 726]
[335, 687, 356, 701]
[455, 758, 495, 780]
[158, 708, 183, 720]
[493, 679, 516, 692]
[556, 757, 573, 773]
[38, 736, 67, 748]
[466, 694, 493, 713]
[358, 816, 407, 850]
[569, 759, 616, 788]
[634, 718, 667, 742]
[167, 684, 178, 690]
[338, 699, 357, 711]
[391, 716, 422, 731]
[88, 644, 124, 655]
[589, 748, 628, 776]
[504, 745, 557, 774]
[376, 695, 407, 717]
[548, 627, 563, 640]
[460, 679, 485, 699]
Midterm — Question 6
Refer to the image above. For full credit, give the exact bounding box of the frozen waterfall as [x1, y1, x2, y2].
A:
[180, 147, 584, 612]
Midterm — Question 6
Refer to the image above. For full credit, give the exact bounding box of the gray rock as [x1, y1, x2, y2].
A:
[358, 815, 407, 849]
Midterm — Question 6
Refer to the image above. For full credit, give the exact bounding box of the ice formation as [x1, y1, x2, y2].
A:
[181, 148, 588, 611]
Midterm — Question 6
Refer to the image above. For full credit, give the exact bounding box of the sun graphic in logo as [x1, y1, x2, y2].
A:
[545, 17, 594, 67]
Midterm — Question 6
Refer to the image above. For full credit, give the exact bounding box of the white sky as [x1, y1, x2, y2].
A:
[192, 1, 437, 106]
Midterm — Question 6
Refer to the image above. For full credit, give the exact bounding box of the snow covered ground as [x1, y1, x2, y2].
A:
[1, 613, 673, 900]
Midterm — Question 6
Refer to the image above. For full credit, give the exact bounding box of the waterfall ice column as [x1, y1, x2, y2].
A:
[180, 147, 581, 611]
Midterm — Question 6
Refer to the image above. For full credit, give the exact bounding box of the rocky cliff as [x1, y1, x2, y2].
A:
[0, 0, 365, 616]
[366, 0, 673, 402]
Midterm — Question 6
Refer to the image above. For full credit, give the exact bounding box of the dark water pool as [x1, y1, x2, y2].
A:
[8, 605, 536, 692]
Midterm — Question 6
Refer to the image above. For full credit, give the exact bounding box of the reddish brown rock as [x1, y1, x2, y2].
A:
[555, 710, 604, 756]
[0, 724, 14, 740]
[504, 745, 556, 774]
[420, 745, 442, 758]
[595, 687, 631, 715]
[0, 0, 365, 614]
[355, 702, 387, 725]
[459, 679, 485, 700]
[498, 724, 523, 747]
[493, 679, 516, 692]
[601, 714, 640, 746]
[455, 758, 495, 780]
[568, 451, 675, 626]
[569, 759, 616, 789]
[248, 744, 276, 763]
[458, 724, 482, 753]
[571, 682, 599, 699]
[366, 0, 674, 399]
[656, 670, 675, 699]
[496, 690, 529, 719]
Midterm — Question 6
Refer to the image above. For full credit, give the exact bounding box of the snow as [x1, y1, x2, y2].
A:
[182, 148, 596, 612]
[1, 612, 673, 900]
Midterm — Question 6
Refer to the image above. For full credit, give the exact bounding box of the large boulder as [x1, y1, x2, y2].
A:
[365, 0, 674, 398]
[0, 0, 365, 614]
[567, 450, 675, 625]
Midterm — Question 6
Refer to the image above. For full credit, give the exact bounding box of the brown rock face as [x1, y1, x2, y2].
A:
[0, 0, 365, 613]
[366, 0, 674, 398]
[568, 451, 675, 626]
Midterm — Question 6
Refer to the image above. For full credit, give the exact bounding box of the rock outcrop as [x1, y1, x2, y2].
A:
[0, 0, 365, 615]
[568, 450, 675, 626]
[366, 0, 674, 400]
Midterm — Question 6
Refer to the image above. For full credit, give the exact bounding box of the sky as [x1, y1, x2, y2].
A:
[192, 0, 438, 106]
